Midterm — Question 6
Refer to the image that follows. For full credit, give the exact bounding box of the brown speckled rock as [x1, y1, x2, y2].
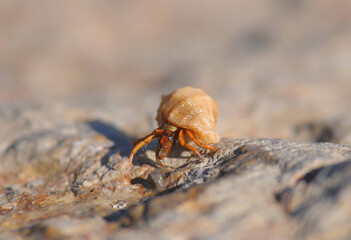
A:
[1, 105, 351, 240]
[2, 0, 351, 239]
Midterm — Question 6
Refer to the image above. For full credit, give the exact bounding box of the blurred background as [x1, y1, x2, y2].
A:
[1, 0, 351, 143]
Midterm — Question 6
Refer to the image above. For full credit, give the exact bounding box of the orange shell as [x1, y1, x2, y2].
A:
[156, 86, 219, 144]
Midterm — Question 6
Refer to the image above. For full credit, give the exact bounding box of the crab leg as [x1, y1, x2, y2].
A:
[185, 129, 216, 152]
[129, 134, 155, 165]
[178, 129, 203, 161]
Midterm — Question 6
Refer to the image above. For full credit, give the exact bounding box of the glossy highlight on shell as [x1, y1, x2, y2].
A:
[156, 86, 219, 144]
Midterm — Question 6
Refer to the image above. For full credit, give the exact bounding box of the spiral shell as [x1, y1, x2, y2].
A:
[156, 86, 219, 144]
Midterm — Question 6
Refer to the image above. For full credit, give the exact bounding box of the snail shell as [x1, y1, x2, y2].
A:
[156, 86, 219, 144]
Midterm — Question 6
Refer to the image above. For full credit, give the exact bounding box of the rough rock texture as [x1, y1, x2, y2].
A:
[1, 0, 351, 239]
[1, 105, 351, 240]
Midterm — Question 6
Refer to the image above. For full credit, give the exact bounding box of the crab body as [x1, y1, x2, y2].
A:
[129, 87, 219, 166]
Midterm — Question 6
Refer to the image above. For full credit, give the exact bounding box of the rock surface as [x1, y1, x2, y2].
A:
[1, 105, 351, 240]
[1, 0, 351, 239]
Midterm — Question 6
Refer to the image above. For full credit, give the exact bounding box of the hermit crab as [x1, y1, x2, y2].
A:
[129, 86, 219, 167]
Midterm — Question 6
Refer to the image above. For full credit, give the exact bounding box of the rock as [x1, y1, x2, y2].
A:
[1, 105, 351, 239]
[1, 1, 351, 238]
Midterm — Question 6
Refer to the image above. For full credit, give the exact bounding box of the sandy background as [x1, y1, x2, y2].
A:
[1, 0, 351, 142]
